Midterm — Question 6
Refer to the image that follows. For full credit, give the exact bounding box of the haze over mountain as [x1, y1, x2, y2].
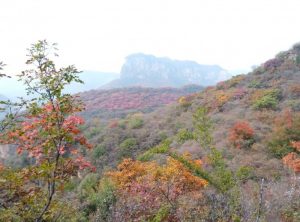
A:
[64, 71, 119, 94]
[103, 53, 231, 89]
[0, 54, 231, 100]
[0, 71, 119, 100]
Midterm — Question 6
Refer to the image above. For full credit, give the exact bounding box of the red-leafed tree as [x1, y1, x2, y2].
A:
[0, 40, 94, 221]
[228, 121, 255, 149]
[282, 141, 300, 173]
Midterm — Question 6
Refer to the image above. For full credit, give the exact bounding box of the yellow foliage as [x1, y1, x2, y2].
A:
[106, 155, 208, 193]
[215, 91, 231, 107]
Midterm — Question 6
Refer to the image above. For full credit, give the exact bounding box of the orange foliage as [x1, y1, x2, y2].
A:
[228, 121, 254, 149]
[178, 94, 197, 107]
[107, 156, 208, 192]
[282, 140, 300, 173]
[291, 141, 300, 152]
[282, 152, 300, 173]
[215, 91, 231, 106]
[106, 155, 208, 221]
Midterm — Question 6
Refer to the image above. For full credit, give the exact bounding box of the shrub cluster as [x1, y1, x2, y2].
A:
[228, 121, 255, 149]
[252, 89, 281, 110]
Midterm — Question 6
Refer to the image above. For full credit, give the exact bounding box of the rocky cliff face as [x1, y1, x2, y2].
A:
[103, 53, 231, 88]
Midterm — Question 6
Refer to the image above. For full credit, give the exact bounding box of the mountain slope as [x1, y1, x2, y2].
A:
[103, 53, 231, 88]
[86, 45, 300, 172]
[80, 85, 203, 119]
[81, 44, 300, 220]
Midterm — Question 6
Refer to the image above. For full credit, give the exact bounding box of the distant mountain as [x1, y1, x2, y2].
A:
[103, 53, 231, 89]
[80, 85, 203, 119]
[0, 71, 119, 100]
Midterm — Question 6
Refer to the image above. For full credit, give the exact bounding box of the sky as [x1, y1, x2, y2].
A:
[1, 0, 300, 74]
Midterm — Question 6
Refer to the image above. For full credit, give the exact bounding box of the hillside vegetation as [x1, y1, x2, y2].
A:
[80, 44, 300, 221]
[79, 85, 203, 119]
[0, 41, 300, 222]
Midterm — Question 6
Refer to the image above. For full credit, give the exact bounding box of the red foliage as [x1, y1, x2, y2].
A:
[228, 121, 254, 149]
[1, 102, 93, 171]
[80, 88, 196, 112]
[282, 152, 300, 173]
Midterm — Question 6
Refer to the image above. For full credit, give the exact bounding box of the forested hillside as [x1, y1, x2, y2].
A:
[79, 44, 300, 221]
[0, 41, 299, 222]
[79, 85, 203, 119]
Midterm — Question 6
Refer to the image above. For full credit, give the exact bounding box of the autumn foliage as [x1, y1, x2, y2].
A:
[282, 141, 300, 173]
[228, 121, 255, 149]
[0, 40, 94, 221]
[106, 155, 208, 221]
[291, 141, 300, 152]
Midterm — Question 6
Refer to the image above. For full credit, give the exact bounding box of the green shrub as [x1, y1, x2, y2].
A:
[78, 173, 99, 197]
[128, 118, 144, 129]
[82, 178, 116, 221]
[118, 119, 127, 129]
[92, 144, 106, 159]
[253, 89, 281, 110]
[254, 95, 278, 109]
[268, 113, 300, 158]
[176, 129, 194, 143]
[158, 131, 168, 141]
[138, 140, 171, 162]
[268, 141, 295, 159]
[119, 138, 138, 158]
[249, 80, 264, 89]
[85, 127, 102, 139]
[208, 148, 235, 193]
[150, 205, 170, 222]
[236, 166, 255, 182]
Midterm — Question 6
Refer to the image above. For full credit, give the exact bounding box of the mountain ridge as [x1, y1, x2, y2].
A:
[103, 53, 231, 89]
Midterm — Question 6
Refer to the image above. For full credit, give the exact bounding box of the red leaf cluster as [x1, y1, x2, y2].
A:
[228, 121, 254, 149]
[282, 152, 300, 173]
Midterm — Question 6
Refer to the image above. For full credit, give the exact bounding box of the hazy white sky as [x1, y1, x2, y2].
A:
[1, 0, 300, 73]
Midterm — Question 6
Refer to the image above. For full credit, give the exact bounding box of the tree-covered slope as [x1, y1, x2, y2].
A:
[79, 44, 300, 221]
[79, 85, 203, 119]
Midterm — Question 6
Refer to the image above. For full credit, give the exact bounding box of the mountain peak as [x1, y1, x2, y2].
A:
[103, 53, 231, 89]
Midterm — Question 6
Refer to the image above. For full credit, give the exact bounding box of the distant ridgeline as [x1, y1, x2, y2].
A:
[103, 53, 231, 89]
